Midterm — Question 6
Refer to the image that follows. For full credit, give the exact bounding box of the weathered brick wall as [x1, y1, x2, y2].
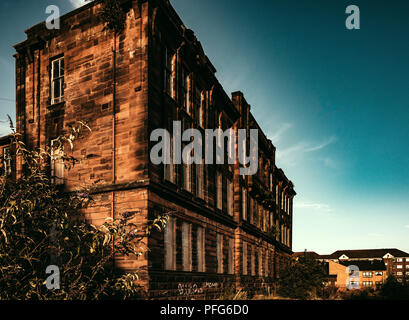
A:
[14, 0, 296, 299]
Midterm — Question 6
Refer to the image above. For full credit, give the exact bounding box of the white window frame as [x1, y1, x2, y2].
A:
[51, 57, 64, 105]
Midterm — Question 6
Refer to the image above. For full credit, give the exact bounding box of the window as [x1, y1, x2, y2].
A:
[181, 68, 190, 111]
[196, 162, 204, 199]
[406, 258, 409, 262]
[242, 188, 247, 221]
[197, 226, 205, 272]
[164, 217, 176, 270]
[397, 258, 403, 262]
[2, 147, 11, 177]
[406, 265, 409, 269]
[251, 245, 255, 276]
[406, 272, 409, 276]
[258, 249, 262, 276]
[228, 238, 234, 275]
[242, 243, 247, 275]
[217, 234, 223, 274]
[363, 272, 373, 278]
[51, 139, 64, 185]
[265, 250, 269, 276]
[164, 136, 175, 183]
[375, 272, 383, 276]
[183, 150, 192, 192]
[194, 87, 202, 123]
[199, 91, 205, 127]
[51, 57, 64, 105]
[397, 265, 403, 269]
[227, 178, 233, 216]
[182, 222, 192, 271]
[397, 272, 403, 276]
[362, 281, 373, 287]
[216, 171, 222, 210]
[164, 48, 173, 97]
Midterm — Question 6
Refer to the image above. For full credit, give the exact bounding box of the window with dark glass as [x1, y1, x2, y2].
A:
[51, 57, 64, 105]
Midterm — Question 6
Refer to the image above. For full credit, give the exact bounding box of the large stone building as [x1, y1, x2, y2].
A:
[13, 0, 295, 298]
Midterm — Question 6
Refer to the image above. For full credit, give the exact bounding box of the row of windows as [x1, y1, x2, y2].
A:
[362, 271, 383, 277]
[164, 217, 234, 274]
[164, 48, 205, 128]
[242, 243, 274, 277]
[396, 265, 409, 269]
[396, 272, 409, 276]
[395, 258, 409, 262]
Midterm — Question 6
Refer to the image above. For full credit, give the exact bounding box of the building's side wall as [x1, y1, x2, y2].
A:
[14, 1, 152, 286]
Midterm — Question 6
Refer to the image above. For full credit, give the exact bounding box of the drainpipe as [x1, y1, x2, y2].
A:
[112, 32, 117, 260]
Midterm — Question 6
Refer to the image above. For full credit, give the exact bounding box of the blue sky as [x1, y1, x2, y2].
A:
[0, 0, 408, 254]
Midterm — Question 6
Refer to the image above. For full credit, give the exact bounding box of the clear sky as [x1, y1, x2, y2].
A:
[0, 0, 408, 254]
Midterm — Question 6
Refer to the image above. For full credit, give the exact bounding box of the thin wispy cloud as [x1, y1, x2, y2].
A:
[276, 135, 337, 167]
[295, 202, 334, 213]
[269, 123, 293, 144]
[305, 136, 337, 152]
[68, 0, 92, 9]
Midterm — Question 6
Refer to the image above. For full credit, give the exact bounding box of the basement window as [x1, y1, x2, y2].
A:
[182, 222, 192, 272]
[50, 139, 64, 185]
[197, 226, 205, 272]
[217, 234, 223, 274]
[51, 57, 64, 105]
[164, 217, 176, 271]
[242, 242, 247, 275]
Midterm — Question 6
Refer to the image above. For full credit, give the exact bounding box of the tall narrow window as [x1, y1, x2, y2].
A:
[181, 68, 189, 111]
[51, 57, 64, 105]
[242, 188, 247, 221]
[197, 226, 205, 272]
[258, 249, 263, 276]
[196, 160, 204, 199]
[217, 234, 223, 274]
[227, 178, 233, 216]
[228, 238, 234, 274]
[242, 242, 247, 275]
[199, 91, 205, 128]
[2, 147, 11, 177]
[164, 136, 175, 183]
[164, 217, 176, 270]
[164, 48, 173, 97]
[251, 245, 255, 276]
[50, 139, 64, 185]
[182, 222, 192, 271]
[265, 250, 269, 276]
[216, 171, 222, 210]
[194, 87, 201, 122]
[183, 157, 192, 192]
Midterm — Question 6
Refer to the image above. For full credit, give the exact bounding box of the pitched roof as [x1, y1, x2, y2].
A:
[338, 260, 386, 271]
[293, 251, 320, 259]
[329, 248, 409, 259]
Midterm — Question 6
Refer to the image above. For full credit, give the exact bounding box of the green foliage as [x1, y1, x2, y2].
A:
[0, 122, 167, 300]
[100, 0, 126, 34]
[277, 256, 328, 299]
[379, 275, 409, 300]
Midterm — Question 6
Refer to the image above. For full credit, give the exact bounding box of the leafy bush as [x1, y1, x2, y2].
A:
[277, 256, 328, 299]
[0, 121, 167, 300]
